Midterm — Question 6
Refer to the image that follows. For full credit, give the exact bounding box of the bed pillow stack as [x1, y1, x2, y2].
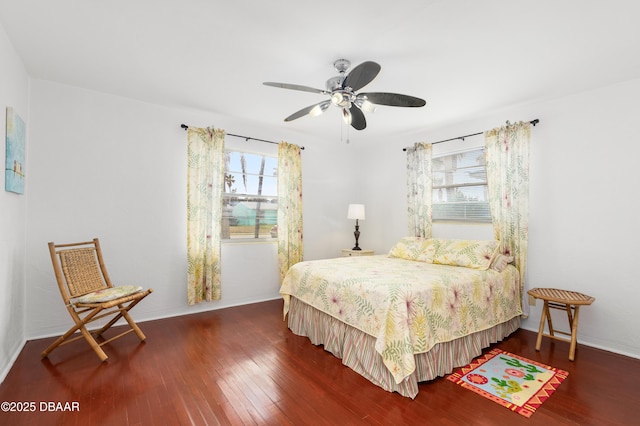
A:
[431, 239, 499, 270]
[387, 237, 435, 262]
[389, 237, 504, 271]
[489, 253, 515, 272]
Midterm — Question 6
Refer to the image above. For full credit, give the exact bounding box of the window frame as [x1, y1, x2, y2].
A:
[431, 147, 491, 223]
[221, 148, 278, 243]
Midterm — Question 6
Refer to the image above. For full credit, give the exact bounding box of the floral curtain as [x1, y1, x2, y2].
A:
[277, 142, 304, 283]
[406, 142, 433, 238]
[186, 127, 225, 305]
[485, 121, 531, 312]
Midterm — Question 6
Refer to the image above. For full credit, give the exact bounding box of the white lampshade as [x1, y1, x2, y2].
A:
[347, 204, 365, 220]
[341, 108, 352, 125]
[309, 101, 330, 118]
[354, 97, 377, 113]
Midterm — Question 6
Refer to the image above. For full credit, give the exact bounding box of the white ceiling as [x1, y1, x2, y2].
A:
[2, 0, 640, 139]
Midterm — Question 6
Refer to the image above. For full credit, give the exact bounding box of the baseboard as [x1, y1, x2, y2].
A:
[0, 337, 26, 385]
[26, 296, 284, 341]
[519, 324, 640, 360]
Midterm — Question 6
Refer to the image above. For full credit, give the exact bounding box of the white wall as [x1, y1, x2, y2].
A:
[360, 78, 640, 358]
[0, 24, 29, 382]
[23, 79, 359, 339]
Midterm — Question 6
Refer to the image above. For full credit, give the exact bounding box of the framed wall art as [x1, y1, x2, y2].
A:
[5, 107, 26, 194]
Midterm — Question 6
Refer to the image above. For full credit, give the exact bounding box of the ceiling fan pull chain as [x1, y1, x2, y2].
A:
[342, 121, 350, 144]
[340, 120, 348, 144]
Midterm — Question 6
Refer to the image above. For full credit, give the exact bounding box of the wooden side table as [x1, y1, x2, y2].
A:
[527, 287, 595, 361]
[341, 249, 374, 257]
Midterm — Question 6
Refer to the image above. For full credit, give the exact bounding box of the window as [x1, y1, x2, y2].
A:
[222, 150, 278, 241]
[432, 147, 490, 222]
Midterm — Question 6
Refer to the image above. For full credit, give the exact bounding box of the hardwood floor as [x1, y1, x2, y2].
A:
[0, 299, 637, 425]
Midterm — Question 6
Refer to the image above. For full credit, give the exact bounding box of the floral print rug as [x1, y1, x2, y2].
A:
[446, 348, 568, 417]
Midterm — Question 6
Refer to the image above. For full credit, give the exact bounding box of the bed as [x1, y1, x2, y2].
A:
[280, 237, 523, 398]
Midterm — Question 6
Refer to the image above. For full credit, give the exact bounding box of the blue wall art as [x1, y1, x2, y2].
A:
[5, 107, 26, 194]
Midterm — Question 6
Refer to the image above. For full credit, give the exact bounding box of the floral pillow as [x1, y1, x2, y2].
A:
[75, 285, 143, 304]
[490, 254, 515, 272]
[388, 237, 435, 262]
[432, 239, 500, 270]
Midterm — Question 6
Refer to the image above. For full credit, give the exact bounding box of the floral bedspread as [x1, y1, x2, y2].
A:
[280, 255, 522, 385]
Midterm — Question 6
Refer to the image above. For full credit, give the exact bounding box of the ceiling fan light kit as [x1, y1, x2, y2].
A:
[263, 59, 426, 131]
[309, 101, 330, 118]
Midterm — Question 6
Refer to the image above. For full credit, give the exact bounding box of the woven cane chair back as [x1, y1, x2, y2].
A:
[58, 247, 108, 298]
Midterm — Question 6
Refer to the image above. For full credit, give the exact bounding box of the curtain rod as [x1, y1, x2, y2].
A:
[180, 124, 304, 150]
[402, 119, 539, 151]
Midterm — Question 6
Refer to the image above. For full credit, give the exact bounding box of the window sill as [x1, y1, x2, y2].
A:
[433, 219, 492, 224]
[222, 238, 277, 245]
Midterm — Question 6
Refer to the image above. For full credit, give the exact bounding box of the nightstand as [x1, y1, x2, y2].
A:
[341, 249, 375, 257]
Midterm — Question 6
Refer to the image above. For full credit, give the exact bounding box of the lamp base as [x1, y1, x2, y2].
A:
[352, 222, 361, 251]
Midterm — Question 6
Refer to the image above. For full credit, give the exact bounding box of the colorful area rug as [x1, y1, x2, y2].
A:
[446, 348, 568, 418]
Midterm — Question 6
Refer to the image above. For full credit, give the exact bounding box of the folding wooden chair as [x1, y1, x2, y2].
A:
[42, 238, 153, 361]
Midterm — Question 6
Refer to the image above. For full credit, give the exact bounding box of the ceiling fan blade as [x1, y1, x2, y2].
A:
[342, 61, 381, 92]
[360, 92, 426, 107]
[349, 105, 367, 130]
[263, 82, 327, 95]
[284, 102, 329, 122]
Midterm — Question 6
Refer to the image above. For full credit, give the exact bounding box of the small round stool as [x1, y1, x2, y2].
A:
[527, 288, 595, 361]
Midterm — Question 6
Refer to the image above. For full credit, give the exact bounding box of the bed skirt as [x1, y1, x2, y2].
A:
[287, 296, 521, 399]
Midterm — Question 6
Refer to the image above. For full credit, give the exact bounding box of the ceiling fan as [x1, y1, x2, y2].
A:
[263, 59, 426, 131]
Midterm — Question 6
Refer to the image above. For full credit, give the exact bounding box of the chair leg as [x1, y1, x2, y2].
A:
[41, 325, 81, 358]
[569, 305, 581, 361]
[41, 306, 108, 362]
[544, 302, 555, 337]
[122, 308, 146, 341]
[95, 310, 123, 338]
[535, 300, 547, 351]
[94, 298, 146, 341]
[79, 325, 109, 361]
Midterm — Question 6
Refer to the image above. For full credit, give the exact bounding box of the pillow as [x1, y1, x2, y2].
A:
[75, 285, 143, 304]
[388, 237, 435, 262]
[415, 239, 436, 263]
[490, 254, 515, 272]
[432, 239, 500, 270]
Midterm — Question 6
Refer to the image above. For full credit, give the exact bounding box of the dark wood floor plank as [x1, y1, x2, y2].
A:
[1, 299, 638, 425]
